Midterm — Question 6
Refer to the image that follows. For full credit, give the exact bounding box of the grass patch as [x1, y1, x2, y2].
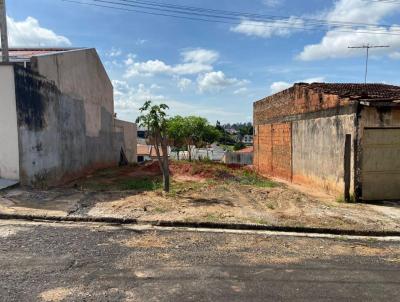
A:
[336, 194, 356, 203]
[117, 178, 162, 191]
[81, 177, 162, 191]
[205, 213, 221, 222]
[234, 171, 277, 188]
[167, 180, 211, 197]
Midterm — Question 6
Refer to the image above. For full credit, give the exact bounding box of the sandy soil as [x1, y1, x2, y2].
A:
[1, 161, 399, 232]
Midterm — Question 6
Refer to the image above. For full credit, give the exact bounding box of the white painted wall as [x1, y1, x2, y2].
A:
[0, 65, 19, 180]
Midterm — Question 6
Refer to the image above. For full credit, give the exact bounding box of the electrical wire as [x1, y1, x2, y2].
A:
[61, 0, 400, 36]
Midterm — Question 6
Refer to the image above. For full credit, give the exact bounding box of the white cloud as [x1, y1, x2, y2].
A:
[270, 81, 292, 94]
[298, 26, 400, 61]
[7, 16, 71, 47]
[270, 77, 325, 94]
[181, 48, 219, 64]
[177, 77, 192, 91]
[262, 0, 284, 8]
[112, 80, 241, 122]
[124, 48, 217, 78]
[325, 0, 399, 24]
[389, 51, 400, 59]
[197, 71, 247, 93]
[231, 17, 304, 38]
[233, 87, 248, 95]
[107, 47, 122, 57]
[298, 0, 400, 60]
[135, 39, 147, 45]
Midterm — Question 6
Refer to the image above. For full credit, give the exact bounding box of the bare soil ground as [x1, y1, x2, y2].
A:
[1, 161, 399, 232]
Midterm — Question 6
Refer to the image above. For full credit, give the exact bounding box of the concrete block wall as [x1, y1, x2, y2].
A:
[254, 84, 357, 196]
[114, 119, 138, 164]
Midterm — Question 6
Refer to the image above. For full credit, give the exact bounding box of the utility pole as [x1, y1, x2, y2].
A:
[348, 44, 389, 84]
[0, 0, 9, 62]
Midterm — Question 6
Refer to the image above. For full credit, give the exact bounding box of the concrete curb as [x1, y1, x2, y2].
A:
[0, 213, 138, 224]
[1, 212, 400, 237]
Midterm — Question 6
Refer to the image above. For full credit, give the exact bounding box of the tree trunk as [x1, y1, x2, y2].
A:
[161, 137, 170, 192]
[187, 145, 192, 162]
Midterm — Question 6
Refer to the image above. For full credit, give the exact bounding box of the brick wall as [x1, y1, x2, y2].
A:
[255, 123, 292, 181]
[253, 84, 350, 125]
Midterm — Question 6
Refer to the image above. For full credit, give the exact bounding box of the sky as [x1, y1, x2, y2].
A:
[4, 0, 400, 123]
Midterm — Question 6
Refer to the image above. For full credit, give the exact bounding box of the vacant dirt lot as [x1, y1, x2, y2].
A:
[1, 161, 399, 232]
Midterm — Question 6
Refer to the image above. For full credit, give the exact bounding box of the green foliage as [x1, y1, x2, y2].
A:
[167, 116, 221, 160]
[202, 124, 221, 146]
[119, 178, 162, 191]
[235, 170, 277, 188]
[136, 100, 169, 137]
[234, 142, 246, 151]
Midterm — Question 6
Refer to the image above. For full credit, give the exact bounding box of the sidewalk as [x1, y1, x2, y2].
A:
[1, 185, 400, 236]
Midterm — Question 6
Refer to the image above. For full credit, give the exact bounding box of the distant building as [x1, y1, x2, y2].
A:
[225, 128, 238, 135]
[242, 134, 253, 145]
[0, 48, 137, 188]
[254, 83, 400, 201]
[137, 144, 169, 163]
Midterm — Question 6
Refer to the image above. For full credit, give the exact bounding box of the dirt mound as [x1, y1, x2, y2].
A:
[142, 161, 162, 174]
[169, 161, 237, 180]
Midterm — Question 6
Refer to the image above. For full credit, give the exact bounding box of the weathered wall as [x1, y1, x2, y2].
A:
[30, 48, 114, 137]
[114, 119, 137, 163]
[254, 84, 358, 196]
[254, 84, 351, 125]
[14, 64, 118, 186]
[292, 114, 356, 195]
[0, 65, 20, 180]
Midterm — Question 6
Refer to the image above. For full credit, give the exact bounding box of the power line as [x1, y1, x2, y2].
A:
[62, 0, 400, 36]
[114, 0, 396, 29]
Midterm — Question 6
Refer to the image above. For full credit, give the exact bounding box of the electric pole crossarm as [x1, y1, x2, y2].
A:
[348, 45, 390, 84]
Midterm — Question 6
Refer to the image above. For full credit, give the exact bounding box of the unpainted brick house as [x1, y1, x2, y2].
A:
[254, 83, 400, 201]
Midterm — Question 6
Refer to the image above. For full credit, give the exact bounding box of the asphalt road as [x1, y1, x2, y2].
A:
[0, 220, 399, 302]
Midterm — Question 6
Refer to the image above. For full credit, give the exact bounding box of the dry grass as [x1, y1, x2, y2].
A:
[39, 287, 75, 302]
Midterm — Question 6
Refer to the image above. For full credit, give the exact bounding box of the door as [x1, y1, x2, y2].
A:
[361, 128, 400, 200]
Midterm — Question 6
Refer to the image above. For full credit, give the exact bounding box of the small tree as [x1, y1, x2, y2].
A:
[136, 101, 170, 192]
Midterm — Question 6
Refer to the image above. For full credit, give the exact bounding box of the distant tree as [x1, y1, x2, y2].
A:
[136, 101, 170, 192]
[201, 125, 221, 159]
[234, 141, 246, 151]
[167, 116, 187, 160]
[183, 116, 209, 161]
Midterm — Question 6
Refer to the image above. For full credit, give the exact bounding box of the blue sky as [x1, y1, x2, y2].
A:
[5, 0, 400, 123]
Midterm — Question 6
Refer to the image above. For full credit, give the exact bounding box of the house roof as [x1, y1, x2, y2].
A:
[137, 144, 164, 157]
[236, 146, 254, 153]
[1, 48, 81, 62]
[296, 82, 400, 101]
